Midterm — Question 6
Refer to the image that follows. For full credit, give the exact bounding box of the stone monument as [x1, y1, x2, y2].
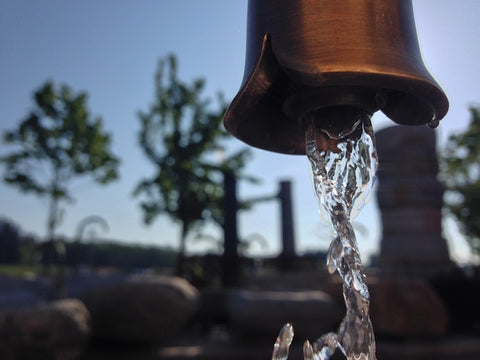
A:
[376, 125, 452, 277]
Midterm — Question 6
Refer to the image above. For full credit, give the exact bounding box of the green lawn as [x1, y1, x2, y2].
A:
[0, 264, 41, 276]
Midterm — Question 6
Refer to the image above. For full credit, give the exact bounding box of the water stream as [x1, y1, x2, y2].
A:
[272, 111, 378, 360]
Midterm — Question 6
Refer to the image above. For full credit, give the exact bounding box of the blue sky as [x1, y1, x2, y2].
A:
[1, 1, 479, 263]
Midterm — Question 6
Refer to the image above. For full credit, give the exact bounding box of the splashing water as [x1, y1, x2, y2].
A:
[272, 323, 294, 360]
[272, 111, 378, 360]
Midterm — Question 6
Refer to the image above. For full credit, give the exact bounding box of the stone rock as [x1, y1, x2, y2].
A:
[375, 125, 438, 177]
[377, 177, 443, 209]
[322, 278, 447, 338]
[227, 290, 343, 341]
[368, 279, 447, 338]
[0, 298, 90, 360]
[80, 275, 199, 344]
[376, 125, 452, 277]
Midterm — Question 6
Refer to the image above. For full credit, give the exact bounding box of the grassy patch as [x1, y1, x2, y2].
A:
[0, 264, 40, 276]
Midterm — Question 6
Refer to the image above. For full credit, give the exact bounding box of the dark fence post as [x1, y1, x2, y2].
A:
[222, 171, 239, 287]
[279, 180, 296, 270]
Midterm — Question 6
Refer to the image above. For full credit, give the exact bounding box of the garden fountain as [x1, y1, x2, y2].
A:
[224, 1, 448, 359]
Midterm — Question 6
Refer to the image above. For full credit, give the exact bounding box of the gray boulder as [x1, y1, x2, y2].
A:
[227, 290, 343, 341]
[323, 277, 448, 338]
[0, 298, 90, 360]
[80, 275, 199, 344]
[368, 279, 447, 338]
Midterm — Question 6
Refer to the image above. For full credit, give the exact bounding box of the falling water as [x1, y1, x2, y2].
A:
[272, 111, 378, 360]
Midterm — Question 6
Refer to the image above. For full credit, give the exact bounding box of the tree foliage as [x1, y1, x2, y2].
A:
[134, 54, 254, 263]
[1, 81, 120, 239]
[442, 105, 480, 254]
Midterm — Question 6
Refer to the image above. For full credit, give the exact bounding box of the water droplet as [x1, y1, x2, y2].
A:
[427, 115, 440, 129]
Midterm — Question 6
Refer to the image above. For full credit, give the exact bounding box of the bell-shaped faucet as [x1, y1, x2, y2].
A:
[224, 0, 449, 154]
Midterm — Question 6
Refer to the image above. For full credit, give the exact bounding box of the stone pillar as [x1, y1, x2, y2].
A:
[376, 126, 452, 277]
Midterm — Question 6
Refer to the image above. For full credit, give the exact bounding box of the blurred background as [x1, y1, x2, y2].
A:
[0, 0, 478, 263]
[1, 1, 480, 359]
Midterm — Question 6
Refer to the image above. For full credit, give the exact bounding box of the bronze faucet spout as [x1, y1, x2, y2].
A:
[224, 0, 448, 154]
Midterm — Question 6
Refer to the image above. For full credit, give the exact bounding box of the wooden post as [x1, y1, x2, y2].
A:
[222, 171, 239, 287]
[279, 180, 296, 270]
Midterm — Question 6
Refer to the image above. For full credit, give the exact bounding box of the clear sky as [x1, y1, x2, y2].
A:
[1, 1, 479, 263]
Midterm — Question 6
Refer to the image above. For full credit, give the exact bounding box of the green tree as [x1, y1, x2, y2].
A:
[134, 54, 254, 273]
[442, 105, 480, 255]
[1, 81, 120, 242]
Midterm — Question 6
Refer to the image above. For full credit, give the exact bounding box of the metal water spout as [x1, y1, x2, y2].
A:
[224, 0, 449, 154]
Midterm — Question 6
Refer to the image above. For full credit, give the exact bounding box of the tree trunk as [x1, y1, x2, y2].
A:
[175, 223, 188, 276]
[46, 194, 58, 242]
[47, 167, 61, 242]
[43, 194, 59, 274]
